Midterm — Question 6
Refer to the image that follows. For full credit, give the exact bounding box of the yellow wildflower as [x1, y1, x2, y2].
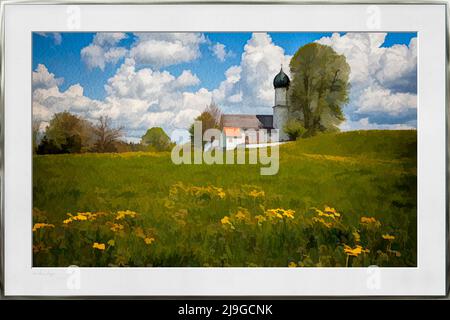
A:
[255, 215, 266, 225]
[382, 234, 395, 240]
[220, 216, 235, 229]
[164, 199, 175, 209]
[64, 211, 103, 224]
[115, 210, 137, 220]
[92, 242, 106, 250]
[360, 216, 381, 228]
[315, 208, 339, 219]
[312, 217, 333, 228]
[249, 190, 265, 198]
[324, 206, 341, 217]
[360, 216, 376, 224]
[235, 211, 247, 221]
[144, 237, 155, 245]
[221, 216, 231, 225]
[288, 262, 297, 268]
[215, 187, 226, 199]
[107, 239, 115, 247]
[73, 214, 88, 221]
[265, 209, 283, 220]
[344, 245, 369, 257]
[110, 223, 124, 232]
[352, 231, 361, 243]
[32, 223, 55, 232]
[344, 245, 362, 257]
[282, 209, 295, 219]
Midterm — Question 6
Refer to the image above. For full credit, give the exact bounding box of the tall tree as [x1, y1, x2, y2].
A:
[188, 100, 222, 141]
[289, 43, 350, 135]
[42, 111, 95, 153]
[205, 100, 222, 126]
[93, 116, 123, 153]
[141, 127, 172, 151]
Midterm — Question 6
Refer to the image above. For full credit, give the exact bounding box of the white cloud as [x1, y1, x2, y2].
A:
[172, 109, 202, 128]
[239, 33, 292, 112]
[35, 32, 417, 142]
[174, 70, 201, 88]
[227, 93, 243, 103]
[74, 32, 291, 138]
[52, 33, 62, 45]
[32, 64, 103, 127]
[340, 117, 416, 131]
[33, 83, 102, 123]
[81, 33, 128, 70]
[356, 85, 416, 116]
[211, 65, 242, 103]
[182, 88, 212, 110]
[93, 33, 127, 46]
[36, 32, 62, 45]
[35, 33, 293, 141]
[211, 33, 291, 114]
[375, 38, 417, 93]
[316, 33, 417, 127]
[104, 58, 176, 100]
[33, 64, 64, 89]
[211, 42, 233, 62]
[130, 33, 206, 68]
[102, 59, 210, 138]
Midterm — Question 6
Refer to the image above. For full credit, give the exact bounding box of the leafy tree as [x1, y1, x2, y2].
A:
[188, 101, 222, 143]
[92, 116, 123, 153]
[289, 43, 350, 135]
[189, 112, 217, 138]
[205, 100, 222, 125]
[141, 127, 172, 151]
[39, 111, 95, 154]
[37, 135, 61, 154]
[283, 119, 306, 141]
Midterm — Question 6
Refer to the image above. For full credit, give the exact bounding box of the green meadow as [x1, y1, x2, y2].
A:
[33, 130, 417, 267]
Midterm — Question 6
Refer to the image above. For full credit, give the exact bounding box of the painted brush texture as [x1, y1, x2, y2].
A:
[33, 130, 417, 267]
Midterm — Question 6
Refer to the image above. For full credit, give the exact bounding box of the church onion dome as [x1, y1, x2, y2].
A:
[273, 67, 290, 88]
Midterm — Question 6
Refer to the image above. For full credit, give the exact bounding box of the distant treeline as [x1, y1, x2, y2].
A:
[34, 111, 173, 154]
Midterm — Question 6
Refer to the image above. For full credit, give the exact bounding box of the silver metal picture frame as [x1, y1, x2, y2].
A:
[0, 0, 448, 298]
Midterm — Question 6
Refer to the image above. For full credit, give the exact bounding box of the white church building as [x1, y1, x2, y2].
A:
[218, 67, 291, 150]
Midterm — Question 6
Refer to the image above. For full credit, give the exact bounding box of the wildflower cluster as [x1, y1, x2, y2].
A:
[265, 208, 295, 220]
[170, 182, 226, 200]
[63, 211, 106, 224]
[33, 209, 156, 267]
[33, 182, 407, 268]
[32, 223, 55, 232]
[134, 226, 156, 245]
[360, 216, 381, 228]
[115, 210, 137, 220]
[311, 206, 340, 228]
[248, 189, 265, 199]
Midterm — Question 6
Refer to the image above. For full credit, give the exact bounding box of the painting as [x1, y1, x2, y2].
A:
[32, 32, 417, 267]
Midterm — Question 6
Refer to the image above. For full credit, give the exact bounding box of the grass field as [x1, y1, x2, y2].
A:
[33, 130, 417, 267]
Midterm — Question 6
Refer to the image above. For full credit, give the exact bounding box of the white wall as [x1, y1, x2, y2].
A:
[274, 87, 287, 106]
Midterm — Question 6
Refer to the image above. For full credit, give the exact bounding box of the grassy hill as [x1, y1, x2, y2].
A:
[285, 130, 416, 160]
[33, 130, 417, 267]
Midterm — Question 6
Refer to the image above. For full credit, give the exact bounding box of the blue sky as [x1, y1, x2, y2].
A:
[32, 32, 417, 141]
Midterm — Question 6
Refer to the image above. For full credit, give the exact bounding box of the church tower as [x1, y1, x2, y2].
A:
[273, 67, 290, 141]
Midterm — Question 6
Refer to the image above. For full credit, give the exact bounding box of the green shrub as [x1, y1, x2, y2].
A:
[283, 119, 306, 140]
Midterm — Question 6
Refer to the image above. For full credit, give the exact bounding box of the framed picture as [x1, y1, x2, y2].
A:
[1, 1, 448, 297]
